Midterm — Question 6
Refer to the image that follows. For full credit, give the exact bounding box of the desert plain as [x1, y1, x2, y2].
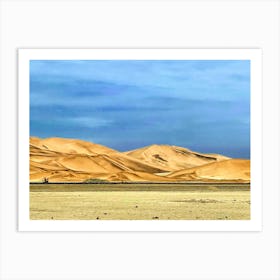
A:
[30, 183, 250, 220]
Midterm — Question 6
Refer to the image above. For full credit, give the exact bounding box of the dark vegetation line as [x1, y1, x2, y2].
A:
[30, 181, 250, 186]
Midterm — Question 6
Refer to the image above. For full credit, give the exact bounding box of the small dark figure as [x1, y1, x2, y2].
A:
[96, 217, 100, 220]
[152, 216, 159, 219]
[135, 205, 138, 208]
[43, 177, 49, 184]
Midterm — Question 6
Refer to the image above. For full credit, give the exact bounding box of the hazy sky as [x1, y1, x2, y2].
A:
[30, 60, 250, 158]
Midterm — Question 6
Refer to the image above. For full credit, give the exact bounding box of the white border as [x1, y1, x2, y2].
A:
[18, 49, 262, 231]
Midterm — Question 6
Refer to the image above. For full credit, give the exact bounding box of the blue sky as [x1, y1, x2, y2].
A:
[30, 60, 250, 158]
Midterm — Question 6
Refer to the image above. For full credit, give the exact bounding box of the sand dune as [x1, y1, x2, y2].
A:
[30, 136, 116, 155]
[167, 159, 250, 182]
[125, 144, 229, 171]
[30, 137, 169, 182]
[29, 136, 250, 183]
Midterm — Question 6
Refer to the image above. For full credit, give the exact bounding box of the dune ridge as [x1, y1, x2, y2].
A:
[125, 144, 229, 171]
[30, 137, 250, 183]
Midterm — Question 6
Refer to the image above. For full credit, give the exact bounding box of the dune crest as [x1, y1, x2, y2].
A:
[30, 136, 117, 155]
[30, 137, 250, 183]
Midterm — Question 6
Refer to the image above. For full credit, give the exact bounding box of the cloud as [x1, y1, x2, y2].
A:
[67, 117, 114, 128]
[30, 60, 250, 101]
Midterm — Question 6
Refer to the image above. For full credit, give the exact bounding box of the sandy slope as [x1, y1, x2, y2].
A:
[167, 159, 250, 182]
[29, 137, 250, 182]
[125, 144, 229, 171]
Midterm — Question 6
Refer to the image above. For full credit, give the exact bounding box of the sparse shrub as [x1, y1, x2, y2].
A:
[84, 178, 108, 183]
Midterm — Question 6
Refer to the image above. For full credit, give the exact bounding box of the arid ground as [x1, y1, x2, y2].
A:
[30, 183, 250, 220]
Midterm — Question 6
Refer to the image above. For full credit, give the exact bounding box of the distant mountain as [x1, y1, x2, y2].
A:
[30, 137, 249, 183]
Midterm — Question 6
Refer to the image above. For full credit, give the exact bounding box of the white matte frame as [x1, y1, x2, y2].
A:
[1, 1, 279, 280]
[18, 48, 262, 232]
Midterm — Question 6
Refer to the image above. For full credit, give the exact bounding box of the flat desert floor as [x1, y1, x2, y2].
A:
[30, 183, 250, 220]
